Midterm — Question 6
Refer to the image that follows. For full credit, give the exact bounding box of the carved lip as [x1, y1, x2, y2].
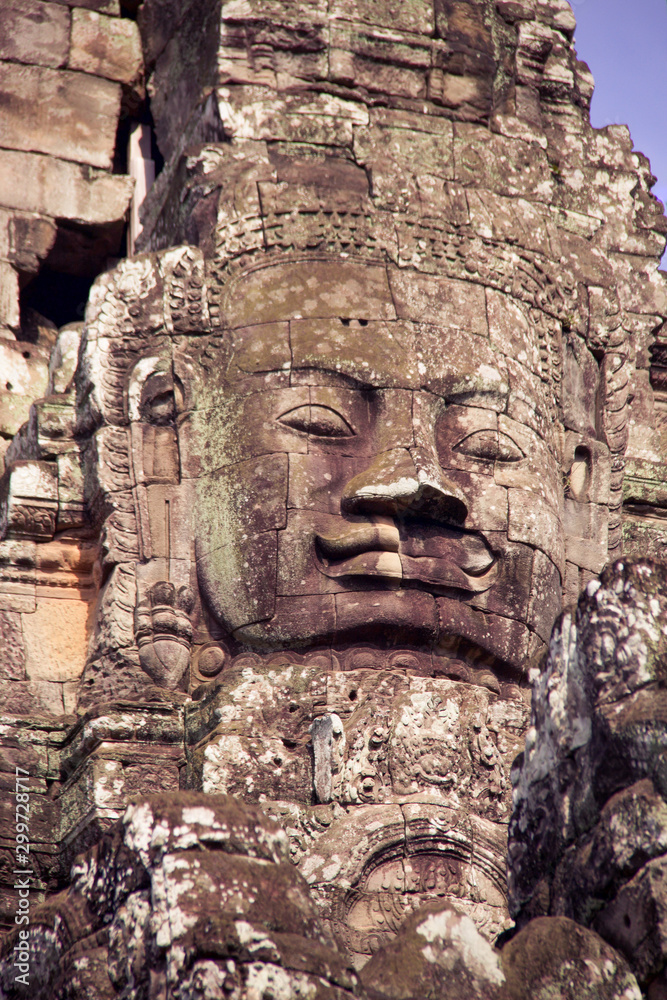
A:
[315, 521, 497, 593]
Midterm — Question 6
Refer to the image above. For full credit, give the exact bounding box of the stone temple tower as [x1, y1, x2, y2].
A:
[1, 1, 667, 997]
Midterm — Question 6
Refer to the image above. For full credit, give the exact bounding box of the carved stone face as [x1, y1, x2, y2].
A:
[179, 256, 567, 673]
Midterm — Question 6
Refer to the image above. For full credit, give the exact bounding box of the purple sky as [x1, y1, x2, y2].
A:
[571, 0, 667, 261]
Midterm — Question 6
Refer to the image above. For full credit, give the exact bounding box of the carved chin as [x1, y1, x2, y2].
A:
[196, 533, 531, 674]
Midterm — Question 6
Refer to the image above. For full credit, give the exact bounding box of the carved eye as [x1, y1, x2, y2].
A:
[278, 405, 354, 438]
[454, 430, 524, 463]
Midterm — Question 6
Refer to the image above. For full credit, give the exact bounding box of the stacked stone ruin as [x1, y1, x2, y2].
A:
[1, 1, 667, 997]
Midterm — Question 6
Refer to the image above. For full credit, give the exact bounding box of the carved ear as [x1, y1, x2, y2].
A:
[563, 433, 611, 507]
[562, 432, 612, 602]
[568, 445, 592, 502]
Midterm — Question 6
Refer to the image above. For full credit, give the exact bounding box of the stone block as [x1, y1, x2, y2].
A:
[563, 560, 580, 606]
[62, 680, 78, 713]
[196, 732, 311, 801]
[0, 610, 25, 680]
[26, 677, 66, 714]
[213, 87, 368, 151]
[563, 500, 609, 574]
[258, 159, 370, 216]
[0, 736, 48, 778]
[143, 483, 196, 565]
[224, 258, 395, 329]
[508, 489, 564, 577]
[69, 9, 142, 85]
[0, 0, 70, 69]
[445, 469, 509, 532]
[291, 318, 416, 388]
[454, 123, 553, 200]
[329, 0, 434, 34]
[52, 0, 119, 12]
[361, 901, 507, 999]
[0, 149, 133, 223]
[236, 594, 336, 647]
[494, 417, 562, 513]
[595, 856, 667, 986]
[0, 578, 36, 613]
[354, 115, 454, 208]
[7, 211, 57, 274]
[197, 531, 278, 633]
[505, 376, 559, 463]
[624, 457, 667, 509]
[0, 787, 54, 844]
[388, 269, 487, 335]
[197, 455, 288, 549]
[344, 52, 427, 100]
[0, 262, 19, 332]
[299, 803, 406, 890]
[429, 69, 492, 117]
[29, 395, 77, 456]
[57, 453, 86, 530]
[432, 38, 496, 84]
[467, 188, 552, 256]
[48, 324, 82, 395]
[627, 368, 663, 463]
[527, 549, 562, 642]
[487, 288, 541, 377]
[0, 459, 58, 541]
[465, 535, 533, 624]
[277, 512, 344, 598]
[438, 597, 531, 673]
[501, 917, 642, 1000]
[435, 0, 495, 50]
[0, 62, 120, 170]
[229, 321, 291, 375]
[122, 763, 180, 796]
[335, 589, 438, 644]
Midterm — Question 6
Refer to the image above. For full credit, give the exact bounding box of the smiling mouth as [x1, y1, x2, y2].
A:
[315, 518, 497, 593]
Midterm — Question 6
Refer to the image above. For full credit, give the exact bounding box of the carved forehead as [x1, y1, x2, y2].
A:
[224, 318, 510, 396]
[83, 251, 563, 426]
[218, 257, 397, 326]
[209, 257, 542, 400]
[219, 255, 501, 331]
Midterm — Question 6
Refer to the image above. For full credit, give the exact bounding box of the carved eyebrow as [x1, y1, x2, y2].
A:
[445, 384, 509, 407]
[291, 367, 370, 390]
[429, 364, 510, 405]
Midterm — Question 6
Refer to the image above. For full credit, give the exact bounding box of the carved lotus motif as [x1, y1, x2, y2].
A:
[134, 581, 195, 689]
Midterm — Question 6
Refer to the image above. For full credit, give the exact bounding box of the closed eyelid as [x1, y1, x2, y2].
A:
[277, 404, 355, 438]
[453, 429, 524, 462]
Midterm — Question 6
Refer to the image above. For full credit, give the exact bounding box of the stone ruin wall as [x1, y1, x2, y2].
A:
[2, 0, 667, 997]
[0, 0, 142, 714]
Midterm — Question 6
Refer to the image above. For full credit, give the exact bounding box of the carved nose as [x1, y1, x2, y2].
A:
[341, 448, 468, 523]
